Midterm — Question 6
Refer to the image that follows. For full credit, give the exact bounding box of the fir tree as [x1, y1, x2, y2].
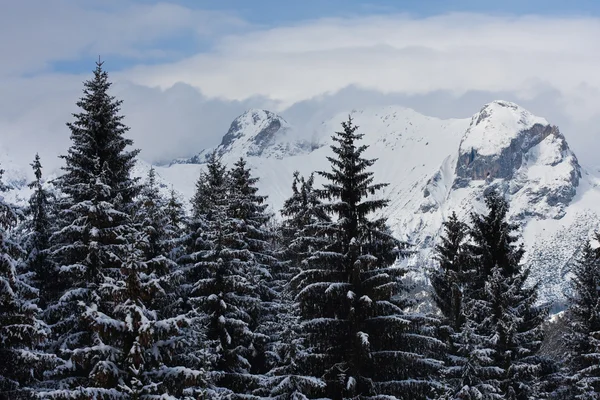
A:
[430, 211, 470, 396]
[279, 171, 330, 279]
[453, 190, 547, 400]
[0, 167, 49, 398]
[431, 211, 470, 333]
[564, 239, 600, 398]
[21, 154, 55, 308]
[292, 116, 443, 399]
[43, 61, 142, 397]
[180, 153, 268, 396]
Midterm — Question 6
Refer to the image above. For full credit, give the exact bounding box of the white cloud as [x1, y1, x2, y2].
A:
[0, 0, 246, 76]
[2, 7, 600, 172]
[124, 13, 600, 120]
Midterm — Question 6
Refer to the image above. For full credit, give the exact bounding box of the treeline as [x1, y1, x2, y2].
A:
[0, 63, 599, 400]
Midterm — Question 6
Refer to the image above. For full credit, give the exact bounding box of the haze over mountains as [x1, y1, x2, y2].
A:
[3, 100, 598, 307]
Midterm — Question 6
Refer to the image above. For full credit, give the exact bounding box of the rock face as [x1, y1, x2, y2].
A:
[453, 101, 581, 219]
[176, 109, 318, 164]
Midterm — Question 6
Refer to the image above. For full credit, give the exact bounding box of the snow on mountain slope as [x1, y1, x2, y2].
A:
[171, 109, 318, 165]
[1, 100, 595, 307]
[154, 100, 600, 307]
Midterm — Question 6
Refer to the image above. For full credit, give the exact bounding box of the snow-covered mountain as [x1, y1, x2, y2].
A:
[171, 109, 319, 164]
[2, 101, 598, 307]
[154, 101, 600, 307]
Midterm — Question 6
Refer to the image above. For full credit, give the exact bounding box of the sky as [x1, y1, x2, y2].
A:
[2, 0, 600, 172]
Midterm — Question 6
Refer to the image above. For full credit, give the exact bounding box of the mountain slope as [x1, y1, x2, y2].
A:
[154, 101, 600, 307]
[2, 101, 597, 306]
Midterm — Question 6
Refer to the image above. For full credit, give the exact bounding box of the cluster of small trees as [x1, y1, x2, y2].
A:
[0, 63, 599, 399]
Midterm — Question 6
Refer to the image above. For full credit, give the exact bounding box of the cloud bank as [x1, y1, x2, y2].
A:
[2, 4, 600, 173]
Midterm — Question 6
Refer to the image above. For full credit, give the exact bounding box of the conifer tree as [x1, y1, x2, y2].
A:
[134, 167, 178, 279]
[227, 157, 277, 377]
[564, 239, 600, 398]
[180, 153, 268, 396]
[21, 154, 55, 308]
[279, 171, 330, 279]
[0, 167, 49, 398]
[430, 211, 470, 395]
[43, 60, 142, 397]
[453, 190, 546, 400]
[431, 211, 470, 333]
[292, 116, 443, 399]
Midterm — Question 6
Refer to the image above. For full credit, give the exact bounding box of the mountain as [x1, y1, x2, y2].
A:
[171, 109, 319, 164]
[2, 101, 597, 307]
[154, 101, 600, 307]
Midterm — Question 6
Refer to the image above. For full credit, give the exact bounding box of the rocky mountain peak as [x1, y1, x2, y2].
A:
[450, 101, 581, 219]
[175, 109, 318, 165]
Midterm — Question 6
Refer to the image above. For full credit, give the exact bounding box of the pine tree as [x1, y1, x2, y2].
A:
[179, 153, 268, 396]
[279, 171, 330, 279]
[43, 61, 142, 397]
[292, 116, 443, 399]
[0, 167, 49, 398]
[564, 239, 600, 398]
[21, 154, 55, 308]
[227, 157, 277, 378]
[134, 167, 178, 279]
[430, 211, 470, 395]
[453, 190, 547, 400]
[431, 211, 470, 333]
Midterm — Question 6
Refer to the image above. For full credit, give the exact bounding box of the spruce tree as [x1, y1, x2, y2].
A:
[430, 211, 470, 395]
[453, 190, 546, 400]
[21, 154, 55, 308]
[0, 167, 49, 398]
[564, 239, 600, 398]
[292, 116, 443, 399]
[431, 211, 470, 333]
[43, 61, 141, 397]
[180, 153, 268, 397]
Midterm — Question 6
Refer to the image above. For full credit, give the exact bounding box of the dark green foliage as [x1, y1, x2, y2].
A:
[451, 190, 547, 400]
[292, 116, 442, 399]
[43, 61, 142, 397]
[564, 239, 600, 398]
[0, 167, 50, 398]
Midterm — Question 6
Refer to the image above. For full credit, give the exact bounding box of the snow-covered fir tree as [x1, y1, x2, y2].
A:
[291, 116, 443, 399]
[266, 172, 332, 399]
[0, 166, 50, 398]
[43, 61, 142, 397]
[430, 211, 471, 395]
[431, 211, 470, 334]
[179, 153, 273, 397]
[19, 154, 56, 309]
[564, 239, 600, 398]
[452, 190, 547, 400]
[279, 171, 330, 280]
[134, 167, 178, 280]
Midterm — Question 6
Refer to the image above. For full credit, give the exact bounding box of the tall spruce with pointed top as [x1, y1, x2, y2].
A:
[453, 190, 546, 400]
[564, 238, 600, 398]
[179, 153, 267, 396]
[292, 116, 443, 399]
[0, 167, 50, 398]
[21, 154, 56, 308]
[430, 211, 470, 395]
[43, 61, 142, 397]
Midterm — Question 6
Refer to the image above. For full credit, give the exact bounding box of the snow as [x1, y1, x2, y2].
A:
[2, 100, 598, 308]
[459, 100, 548, 157]
[126, 102, 600, 306]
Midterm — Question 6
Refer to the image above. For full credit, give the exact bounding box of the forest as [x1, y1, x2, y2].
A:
[1, 63, 599, 400]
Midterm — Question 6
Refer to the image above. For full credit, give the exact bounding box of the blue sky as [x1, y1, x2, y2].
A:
[45, 0, 600, 74]
[154, 0, 600, 21]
